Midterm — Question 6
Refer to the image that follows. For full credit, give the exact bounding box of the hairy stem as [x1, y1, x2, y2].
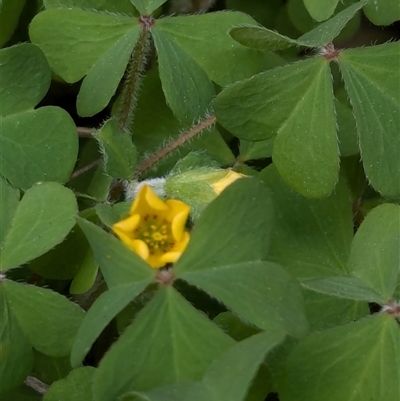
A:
[118, 20, 152, 132]
[135, 114, 217, 177]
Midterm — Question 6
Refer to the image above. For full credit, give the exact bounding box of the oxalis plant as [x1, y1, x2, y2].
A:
[0, 0, 399, 400]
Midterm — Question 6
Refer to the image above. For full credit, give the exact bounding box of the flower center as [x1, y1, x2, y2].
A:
[136, 214, 174, 255]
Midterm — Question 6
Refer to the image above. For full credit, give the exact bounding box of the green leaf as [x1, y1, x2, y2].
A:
[1, 107, 78, 189]
[0, 43, 51, 116]
[302, 276, 386, 303]
[338, 42, 400, 199]
[0, 182, 77, 271]
[348, 203, 400, 301]
[96, 202, 131, 228]
[1, 385, 41, 401]
[175, 178, 273, 269]
[128, 329, 283, 401]
[230, 26, 298, 51]
[0, 285, 33, 395]
[213, 312, 261, 341]
[0, 177, 19, 246]
[152, 28, 215, 122]
[156, 12, 263, 86]
[71, 283, 152, 368]
[271, 62, 338, 197]
[204, 330, 285, 401]
[286, 0, 315, 33]
[280, 313, 400, 401]
[214, 57, 338, 197]
[29, 8, 137, 83]
[2, 280, 85, 356]
[76, 217, 155, 288]
[93, 286, 234, 400]
[260, 165, 353, 279]
[238, 138, 274, 162]
[0, 0, 26, 48]
[230, 1, 365, 51]
[302, 289, 369, 331]
[363, 0, 400, 25]
[130, 0, 167, 14]
[43, 0, 137, 14]
[77, 28, 139, 117]
[29, 224, 92, 280]
[93, 118, 137, 179]
[175, 178, 308, 337]
[43, 367, 96, 401]
[32, 351, 72, 385]
[303, 0, 340, 21]
[0, 43, 78, 188]
[69, 253, 99, 295]
[0, 43, 50, 116]
[298, 1, 366, 46]
[180, 260, 308, 338]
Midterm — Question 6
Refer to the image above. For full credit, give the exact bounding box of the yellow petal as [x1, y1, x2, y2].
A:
[160, 232, 190, 264]
[112, 214, 140, 237]
[165, 199, 191, 241]
[131, 239, 150, 260]
[159, 251, 182, 264]
[130, 185, 168, 216]
[146, 254, 168, 269]
[211, 171, 245, 194]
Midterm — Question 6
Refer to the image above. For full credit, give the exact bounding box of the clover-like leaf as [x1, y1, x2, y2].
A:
[175, 178, 308, 338]
[155, 12, 263, 86]
[302, 276, 386, 304]
[2, 280, 85, 357]
[0, 43, 78, 189]
[214, 57, 338, 197]
[93, 286, 234, 401]
[77, 29, 139, 117]
[0, 182, 77, 272]
[280, 313, 400, 401]
[338, 41, 400, 200]
[71, 283, 152, 368]
[77, 217, 155, 288]
[152, 28, 215, 122]
[348, 203, 400, 301]
[297, 1, 366, 47]
[260, 165, 353, 280]
[125, 329, 285, 401]
[363, 0, 400, 26]
[30, 8, 137, 83]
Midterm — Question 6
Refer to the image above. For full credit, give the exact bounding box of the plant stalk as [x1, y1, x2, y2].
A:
[135, 114, 217, 177]
[118, 22, 152, 132]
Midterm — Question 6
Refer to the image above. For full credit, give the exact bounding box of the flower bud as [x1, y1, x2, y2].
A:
[164, 168, 245, 219]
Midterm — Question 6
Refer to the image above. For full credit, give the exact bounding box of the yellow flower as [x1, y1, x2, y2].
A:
[211, 170, 245, 194]
[112, 185, 190, 269]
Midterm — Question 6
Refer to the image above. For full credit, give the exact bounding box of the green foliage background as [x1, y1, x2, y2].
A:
[0, 0, 399, 400]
